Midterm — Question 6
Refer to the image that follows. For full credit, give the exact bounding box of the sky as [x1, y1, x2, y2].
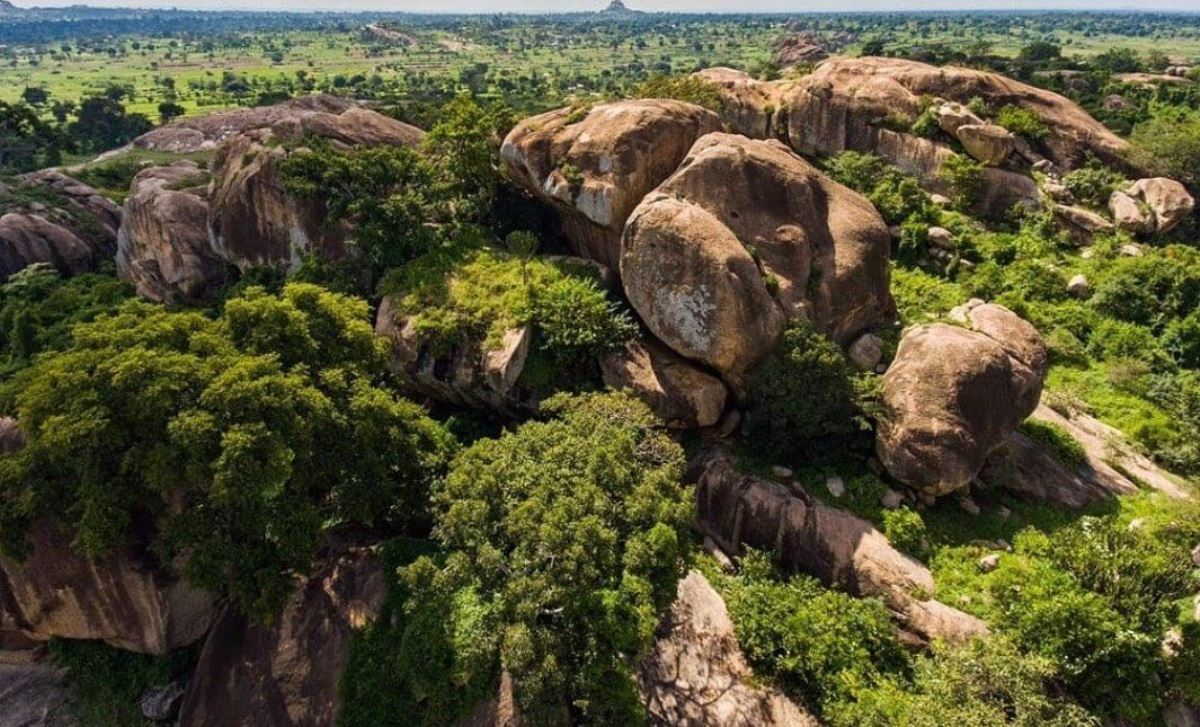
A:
[13, 0, 1200, 13]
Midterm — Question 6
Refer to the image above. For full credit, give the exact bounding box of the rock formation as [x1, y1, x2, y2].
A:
[0, 663, 72, 727]
[0, 517, 217, 655]
[771, 33, 828, 69]
[0, 171, 120, 281]
[601, 337, 729, 429]
[178, 539, 384, 727]
[208, 107, 424, 271]
[116, 161, 225, 304]
[876, 304, 1048, 499]
[621, 133, 892, 386]
[1126, 177, 1195, 234]
[694, 448, 988, 645]
[501, 99, 723, 270]
[638, 571, 818, 726]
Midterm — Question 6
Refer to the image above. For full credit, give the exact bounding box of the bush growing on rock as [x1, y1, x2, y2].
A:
[742, 319, 861, 462]
[397, 392, 691, 724]
[937, 155, 985, 210]
[882, 507, 928, 558]
[1061, 161, 1125, 208]
[995, 104, 1050, 141]
[824, 151, 929, 224]
[0, 283, 455, 620]
[633, 73, 723, 111]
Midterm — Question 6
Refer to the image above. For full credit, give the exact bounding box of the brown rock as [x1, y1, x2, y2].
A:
[638, 571, 818, 726]
[117, 161, 226, 304]
[178, 539, 384, 727]
[937, 101, 986, 136]
[132, 94, 355, 153]
[694, 448, 988, 644]
[602, 337, 728, 429]
[955, 123, 1015, 166]
[1108, 190, 1152, 235]
[876, 305, 1047, 499]
[0, 171, 120, 280]
[501, 100, 723, 270]
[1053, 203, 1115, 238]
[621, 133, 892, 386]
[0, 518, 216, 655]
[208, 107, 423, 271]
[771, 34, 828, 69]
[1127, 177, 1195, 234]
[694, 67, 786, 140]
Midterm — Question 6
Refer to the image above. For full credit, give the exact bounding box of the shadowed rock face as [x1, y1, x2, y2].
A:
[622, 133, 892, 387]
[116, 161, 225, 304]
[601, 337, 728, 429]
[0, 171, 120, 281]
[178, 540, 384, 727]
[0, 663, 73, 727]
[638, 571, 819, 726]
[207, 106, 424, 272]
[876, 304, 1048, 499]
[693, 448, 988, 645]
[501, 99, 723, 270]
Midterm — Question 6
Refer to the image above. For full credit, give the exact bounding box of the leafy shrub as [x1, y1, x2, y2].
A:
[633, 74, 723, 111]
[743, 319, 859, 461]
[1130, 110, 1200, 189]
[73, 157, 147, 202]
[1062, 162, 1125, 208]
[882, 507, 928, 558]
[49, 639, 198, 726]
[937, 154, 984, 210]
[528, 276, 638, 376]
[910, 105, 941, 138]
[1018, 420, 1087, 470]
[1091, 249, 1200, 331]
[399, 392, 690, 724]
[722, 550, 909, 714]
[831, 637, 1098, 727]
[995, 104, 1050, 140]
[1162, 310, 1200, 368]
[1087, 318, 1170, 368]
[824, 151, 927, 224]
[890, 266, 966, 324]
[0, 284, 455, 620]
[0, 264, 130, 378]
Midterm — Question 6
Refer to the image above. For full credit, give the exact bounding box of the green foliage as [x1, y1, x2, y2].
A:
[527, 275, 637, 377]
[889, 265, 966, 325]
[0, 100, 68, 171]
[909, 105, 941, 139]
[1061, 161, 1125, 208]
[995, 104, 1049, 140]
[720, 550, 909, 715]
[937, 154, 984, 210]
[1018, 419, 1087, 470]
[632, 74, 723, 111]
[49, 639, 197, 727]
[1130, 109, 1200, 189]
[832, 637, 1098, 727]
[1163, 309, 1200, 368]
[882, 507, 928, 558]
[824, 151, 928, 224]
[0, 264, 130, 378]
[743, 319, 859, 462]
[73, 156, 147, 202]
[399, 392, 691, 724]
[1087, 318, 1170, 368]
[1090, 248, 1200, 331]
[0, 284, 455, 620]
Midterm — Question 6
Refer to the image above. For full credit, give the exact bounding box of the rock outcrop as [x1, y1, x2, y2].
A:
[955, 123, 1015, 166]
[501, 100, 723, 270]
[694, 449, 988, 645]
[0, 518, 216, 656]
[601, 337, 729, 429]
[131, 94, 355, 154]
[638, 571, 818, 726]
[621, 133, 892, 386]
[0, 171, 120, 280]
[178, 539, 384, 727]
[116, 161, 225, 304]
[208, 106, 423, 272]
[1126, 177, 1195, 234]
[876, 304, 1047, 499]
[0, 663, 72, 727]
[1109, 189, 1154, 234]
[771, 33, 828, 69]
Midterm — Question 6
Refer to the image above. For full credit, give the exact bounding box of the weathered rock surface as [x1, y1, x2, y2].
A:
[771, 34, 828, 69]
[0, 171, 120, 280]
[0, 663, 73, 727]
[1127, 177, 1195, 234]
[955, 123, 1014, 166]
[1054, 203, 1115, 238]
[621, 133, 892, 386]
[1109, 189, 1153, 234]
[694, 448, 988, 644]
[694, 67, 786, 140]
[116, 161, 225, 304]
[178, 539, 384, 727]
[876, 304, 1047, 499]
[602, 337, 728, 429]
[638, 571, 818, 726]
[208, 106, 423, 271]
[0, 518, 216, 655]
[501, 99, 723, 270]
[937, 102, 985, 136]
[131, 94, 354, 154]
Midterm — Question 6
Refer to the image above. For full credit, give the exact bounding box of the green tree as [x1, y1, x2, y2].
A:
[399, 392, 691, 724]
[0, 284, 455, 620]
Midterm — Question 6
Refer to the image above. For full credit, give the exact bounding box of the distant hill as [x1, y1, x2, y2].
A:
[0, 0, 24, 14]
[602, 0, 643, 14]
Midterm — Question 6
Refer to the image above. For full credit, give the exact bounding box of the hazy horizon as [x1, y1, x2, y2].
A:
[10, 0, 1200, 14]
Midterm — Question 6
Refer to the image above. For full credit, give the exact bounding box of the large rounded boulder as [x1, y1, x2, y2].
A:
[116, 161, 226, 304]
[875, 304, 1048, 499]
[0, 171, 120, 280]
[207, 106, 423, 272]
[501, 99, 723, 270]
[621, 133, 892, 386]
